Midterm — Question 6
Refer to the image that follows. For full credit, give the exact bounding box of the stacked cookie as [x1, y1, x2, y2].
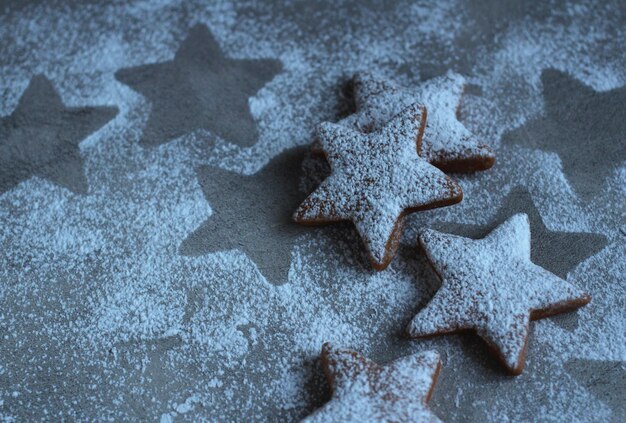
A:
[296, 72, 590, 422]
[296, 71, 495, 270]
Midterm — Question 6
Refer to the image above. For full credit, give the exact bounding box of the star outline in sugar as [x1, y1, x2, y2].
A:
[179, 147, 308, 285]
[115, 24, 282, 148]
[0, 75, 118, 195]
[502, 68, 626, 200]
[407, 213, 591, 375]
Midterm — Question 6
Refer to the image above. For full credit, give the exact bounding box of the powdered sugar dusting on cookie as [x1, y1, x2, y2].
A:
[294, 104, 462, 268]
[303, 344, 442, 422]
[341, 71, 495, 172]
[408, 214, 590, 374]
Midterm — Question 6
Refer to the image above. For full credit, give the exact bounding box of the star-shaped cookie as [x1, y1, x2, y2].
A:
[407, 213, 591, 375]
[294, 104, 463, 270]
[303, 343, 443, 423]
[314, 71, 495, 173]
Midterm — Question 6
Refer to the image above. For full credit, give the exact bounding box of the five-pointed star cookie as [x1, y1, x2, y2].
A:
[180, 147, 308, 285]
[294, 104, 463, 270]
[502, 69, 626, 200]
[303, 343, 443, 423]
[314, 71, 495, 173]
[435, 187, 607, 332]
[0, 75, 118, 195]
[115, 24, 282, 148]
[407, 213, 591, 375]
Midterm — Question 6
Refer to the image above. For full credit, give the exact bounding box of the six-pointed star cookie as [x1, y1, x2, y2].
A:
[502, 69, 626, 200]
[303, 343, 443, 423]
[313, 71, 495, 172]
[407, 213, 591, 375]
[115, 24, 282, 147]
[0, 75, 118, 194]
[294, 104, 463, 270]
[179, 147, 308, 285]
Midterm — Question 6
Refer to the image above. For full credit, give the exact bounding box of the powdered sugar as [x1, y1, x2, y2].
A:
[0, 0, 624, 421]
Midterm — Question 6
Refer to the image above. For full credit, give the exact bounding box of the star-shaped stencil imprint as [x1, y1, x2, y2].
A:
[303, 343, 443, 423]
[407, 213, 591, 375]
[179, 147, 307, 285]
[0, 75, 118, 194]
[502, 69, 626, 199]
[295, 104, 463, 270]
[564, 359, 626, 420]
[115, 24, 282, 148]
[436, 187, 608, 280]
[313, 71, 495, 173]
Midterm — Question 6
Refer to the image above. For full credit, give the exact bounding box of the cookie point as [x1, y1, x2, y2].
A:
[580, 292, 592, 305]
[507, 361, 525, 376]
[353, 71, 369, 84]
[445, 69, 466, 87]
[291, 209, 301, 222]
[417, 228, 441, 253]
[421, 349, 441, 364]
[477, 144, 497, 169]
[482, 144, 496, 158]
[433, 350, 441, 362]
[405, 319, 421, 338]
[315, 121, 335, 137]
[449, 179, 464, 201]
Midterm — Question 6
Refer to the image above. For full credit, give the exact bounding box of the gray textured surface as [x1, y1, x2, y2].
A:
[0, 1, 624, 422]
[502, 69, 626, 200]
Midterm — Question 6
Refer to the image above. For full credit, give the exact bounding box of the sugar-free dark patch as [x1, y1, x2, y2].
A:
[0, 75, 117, 194]
[115, 24, 282, 148]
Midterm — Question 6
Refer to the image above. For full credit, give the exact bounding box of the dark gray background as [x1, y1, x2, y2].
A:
[0, 1, 624, 421]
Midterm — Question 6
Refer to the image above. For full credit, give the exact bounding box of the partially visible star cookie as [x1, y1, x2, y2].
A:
[303, 343, 443, 423]
[407, 213, 590, 375]
[314, 71, 495, 173]
[294, 104, 463, 270]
